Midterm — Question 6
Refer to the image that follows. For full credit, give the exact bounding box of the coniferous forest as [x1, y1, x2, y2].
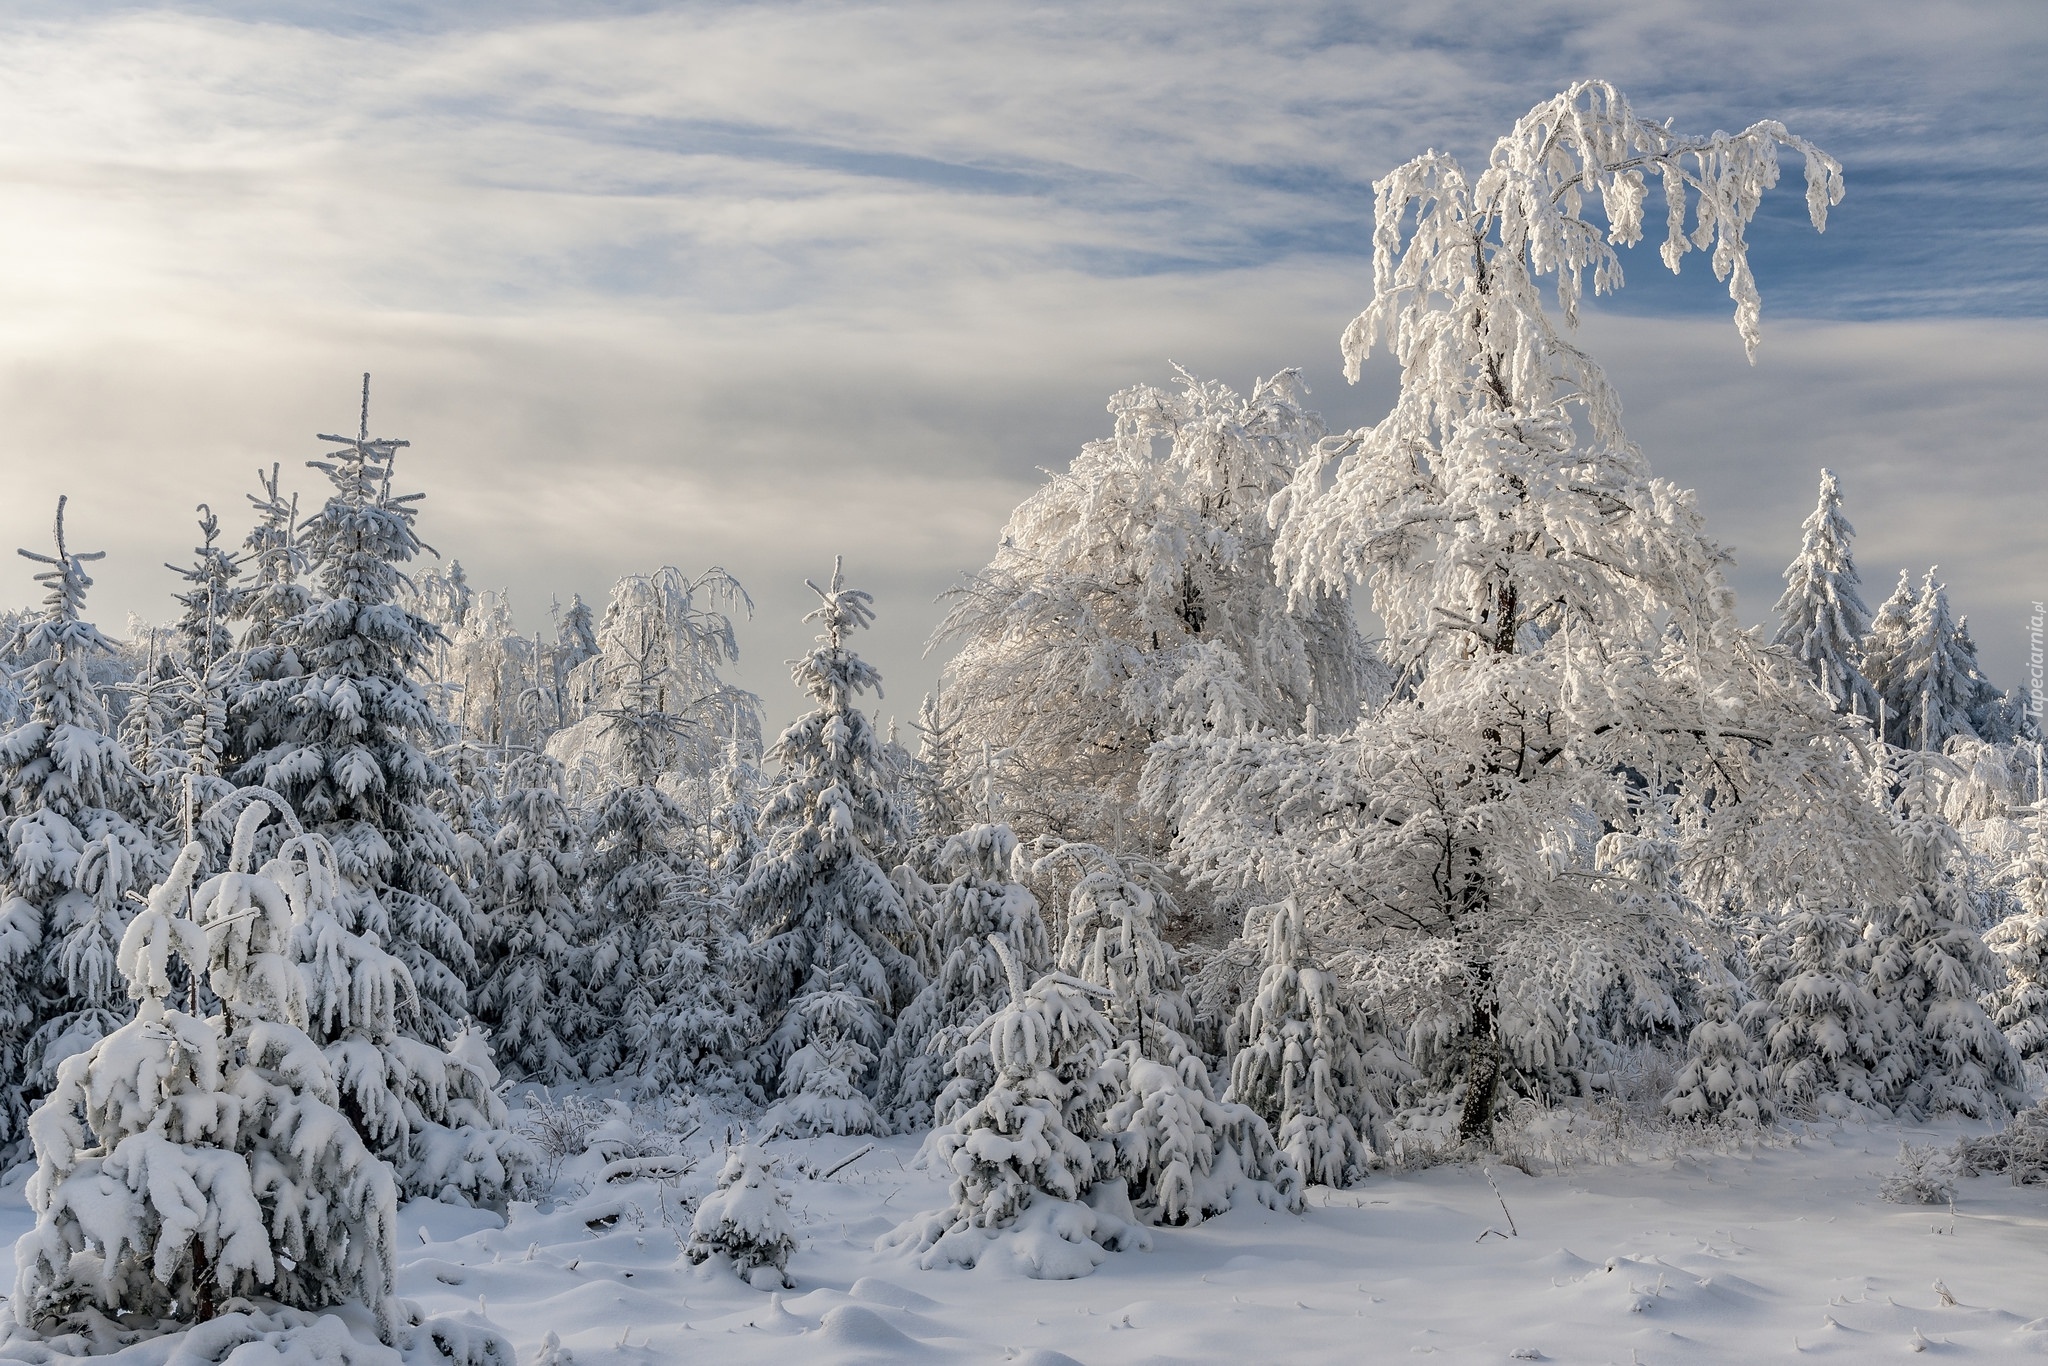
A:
[2, 81, 2045, 1366]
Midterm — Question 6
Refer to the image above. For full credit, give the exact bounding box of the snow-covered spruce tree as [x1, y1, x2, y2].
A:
[1894, 570, 1984, 752]
[1227, 897, 1409, 1186]
[950, 839, 1304, 1221]
[1740, 896, 1904, 1116]
[882, 940, 1143, 1279]
[1773, 468, 1878, 719]
[0, 499, 164, 1150]
[685, 1143, 797, 1290]
[1862, 570, 1919, 746]
[1868, 753, 2025, 1116]
[1153, 82, 1874, 1140]
[13, 819, 399, 1343]
[472, 753, 586, 1085]
[268, 816, 533, 1207]
[232, 378, 477, 1040]
[765, 980, 884, 1137]
[935, 369, 1374, 874]
[1987, 783, 2048, 1062]
[741, 560, 923, 1119]
[1662, 982, 1773, 1124]
[571, 610, 755, 1095]
[905, 692, 970, 871]
[877, 822, 1051, 1131]
[165, 504, 243, 676]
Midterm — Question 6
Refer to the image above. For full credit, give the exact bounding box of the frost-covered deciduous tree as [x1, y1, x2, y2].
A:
[742, 561, 922, 1112]
[1158, 82, 1869, 1140]
[1227, 898, 1409, 1185]
[13, 817, 399, 1344]
[233, 379, 477, 1040]
[936, 370, 1373, 864]
[878, 822, 1050, 1131]
[0, 500, 164, 1148]
[473, 754, 586, 1085]
[1773, 469, 1878, 719]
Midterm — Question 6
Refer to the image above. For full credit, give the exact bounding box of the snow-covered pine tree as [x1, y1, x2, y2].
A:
[164, 504, 243, 676]
[1869, 753, 2025, 1116]
[265, 812, 533, 1207]
[13, 816, 399, 1343]
[765, 981, 884, 1137]
[1894, 570, 1984, 751]
[685, 1143, 797, 1290]
[473, 753, 586, 1085]
[1741, 896, 1904, 1116]
[1863, 570, 1919, 746]
[1227, 897, 1409, 1185]
[1662, 982, 1773, 1124]
[906, 692, 969, 870]
[935, 369, 1373, 875]
[0, 499, 164, 1150]
[1987, 770, 2048, 1062]
[742, 560, 923, 1118]
[571, 605, 754, 1094]
[232, 377, 476, 1040]
[881, 939, 1140, 1279]
[1155, 82, 1874, 1140]
[877, 822, 1050, 1130]
[1773, 469, 1878, 719]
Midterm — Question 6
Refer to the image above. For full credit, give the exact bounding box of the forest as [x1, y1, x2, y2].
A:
[1, 80, 2043, 1365]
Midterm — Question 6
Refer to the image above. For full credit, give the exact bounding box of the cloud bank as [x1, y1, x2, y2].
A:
[0, 1, 2040, 718]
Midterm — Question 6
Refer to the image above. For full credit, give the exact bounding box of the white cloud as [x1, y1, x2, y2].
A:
[0, 1, 2039, 721]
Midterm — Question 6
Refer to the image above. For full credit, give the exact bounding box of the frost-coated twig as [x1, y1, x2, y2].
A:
[1475, 1166, 1519, 1242]
[820, 1144, 875, 1180]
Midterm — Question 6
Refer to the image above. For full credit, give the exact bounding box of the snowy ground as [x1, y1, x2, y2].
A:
[4, 1111, 2044, 1365]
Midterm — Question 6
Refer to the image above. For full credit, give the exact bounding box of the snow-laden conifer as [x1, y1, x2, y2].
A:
[1157, 83, 1872, 1140]
[882, 939, 1142, 1279]
[1987, 780, 2048, 1062]
[232, 378, 476, 1039]
[13, 811, 400, 1344]
[1773, 469, 1878, 718]
[1869, 754, 2025, 1116]
[877, 822, 1050, 1131]
[267, 800, 533, 1207]
[164, 504, 243, 676]
[1227, 898, 1409, 1186]
[765, 981, 884, 1137]
[1894, 571, 1984, 751]
[473, 753, 586, 1085]
[685, 1143, 797, 1290]
[1742, 897, 1903, 1116]
[742, 560, 922, 1112]
[0, 499, 164, 1147]
[1662, 983, 1773, 1124]
[1863, 571, 1919, 746]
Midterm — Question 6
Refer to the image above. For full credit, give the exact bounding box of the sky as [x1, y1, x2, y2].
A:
[0, 0, 2043, 728]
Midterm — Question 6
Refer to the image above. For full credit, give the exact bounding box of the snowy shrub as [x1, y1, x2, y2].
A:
[1955, 1101, 2048, 1186]
[684, 1143, 797, 1289]
[1880, 1142, 1958, 1205]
